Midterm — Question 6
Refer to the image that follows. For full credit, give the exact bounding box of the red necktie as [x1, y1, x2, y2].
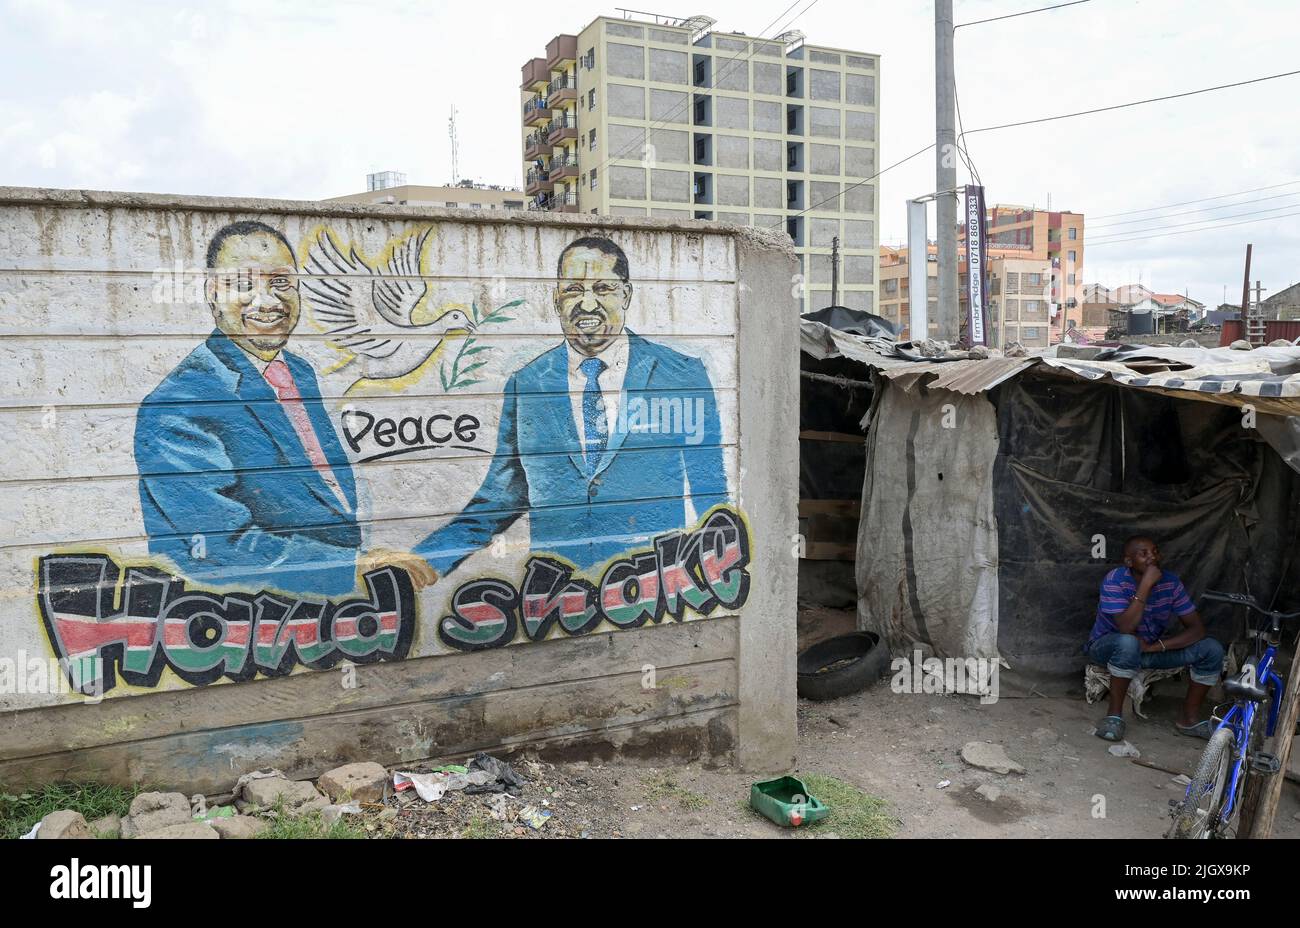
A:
[263, 359, 350, 511]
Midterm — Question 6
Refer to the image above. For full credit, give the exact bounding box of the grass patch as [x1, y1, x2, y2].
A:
[0, 782, 141, 839]
[257, 809, 366, 839]
[643, 771, 709, 811]
[461, 814, 498, 839]
[798, 773, 897, 839]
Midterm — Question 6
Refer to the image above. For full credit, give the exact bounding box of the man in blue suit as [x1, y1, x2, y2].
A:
[136, 220, 433, 596]
[415, 235, 727, 579]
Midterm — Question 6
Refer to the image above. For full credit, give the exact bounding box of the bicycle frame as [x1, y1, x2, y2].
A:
[1207, 643, 1283, 827]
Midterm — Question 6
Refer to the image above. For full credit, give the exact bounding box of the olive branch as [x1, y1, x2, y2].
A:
[439, 298, 521, 392]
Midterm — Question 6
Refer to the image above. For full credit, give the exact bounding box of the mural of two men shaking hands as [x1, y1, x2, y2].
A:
[134, 222, 726, 598]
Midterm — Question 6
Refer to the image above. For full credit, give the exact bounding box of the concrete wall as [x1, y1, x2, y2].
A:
[0, 188, 798, 790]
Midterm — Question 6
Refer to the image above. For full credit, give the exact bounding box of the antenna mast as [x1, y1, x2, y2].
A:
[448, 105, 459, 185]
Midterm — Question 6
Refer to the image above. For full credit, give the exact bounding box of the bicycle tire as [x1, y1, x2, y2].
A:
[1168, 728, 1233, 839]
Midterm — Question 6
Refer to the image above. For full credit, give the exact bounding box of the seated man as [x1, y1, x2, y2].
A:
[1085, 535, 1225, 742]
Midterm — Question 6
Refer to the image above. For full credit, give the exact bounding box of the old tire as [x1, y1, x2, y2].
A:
[797, 632, 891, 702]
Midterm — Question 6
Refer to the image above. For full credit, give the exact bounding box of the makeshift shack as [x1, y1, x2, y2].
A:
[801, 318, 1300, 696]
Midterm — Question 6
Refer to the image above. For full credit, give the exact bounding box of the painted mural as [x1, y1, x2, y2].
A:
[27, 219, 750, 698]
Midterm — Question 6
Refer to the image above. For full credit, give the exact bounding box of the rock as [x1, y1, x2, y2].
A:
[89, 813, 121, 838]
[211, 815, 268, 839]
[121, 792, 191, 838]
[238, 777, 329, 814]
[968, 345, 991, 360]
[974, 784, 1002, 802]
[1269, 339, 1293, 347]
[317, 762, 388, 803]
[960, 741, 1025, 775]
[1178, 339, 1200, 348]
[1229, 339, 1253, 351]
[36, 810, 92, 839]
[136, 822, 218, 839]
[377, 807, 398, 822]
[1004, 341, 1028, 358]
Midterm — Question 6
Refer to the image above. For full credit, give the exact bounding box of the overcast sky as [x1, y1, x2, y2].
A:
[2, 0, 1297, 305]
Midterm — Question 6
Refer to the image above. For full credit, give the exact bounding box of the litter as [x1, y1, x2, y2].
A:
[518, 805, 552, 830]
[464, 752, 527, 796]
[750, 775, 830, 828]
[393, 771, 448, 802]
[1107, 740, 1141, 758]
[193, 806, 236, 821]
[19, 822, 40, 839]
[936, 779, 951, 789]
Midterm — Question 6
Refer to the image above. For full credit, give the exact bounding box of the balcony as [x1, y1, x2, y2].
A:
[525, 167, 553, 196]
[546, 34, 577, 69]
[523, 131, 552, 160]
[551, 189, 578, 213]
[523, 95, 551, 126]
[550, 153, 579, 180]
[520, 57, 548, 91]
[546, 114, 577, 144]
[547, 74, 577, 107]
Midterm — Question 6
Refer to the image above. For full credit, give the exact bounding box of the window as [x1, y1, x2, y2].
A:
[1068, 227, 1077, 240]
[1023, 327, 1041, 340]
[884, 278, 898, 295]
[1068, 250, 1076, 263]
[585, 48, 595, 69]
[1068, 273, 1076, 285]
[588, 89, 597, 109]
[589, 128, 596, 151]
[1027, 273, 1043, 287]
[590, 167, 598, 190]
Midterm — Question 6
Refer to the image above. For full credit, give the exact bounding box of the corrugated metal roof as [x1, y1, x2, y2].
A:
[878, 357, 1033, 394]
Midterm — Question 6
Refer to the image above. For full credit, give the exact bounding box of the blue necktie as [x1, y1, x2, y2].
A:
[579, 356, 608, 475]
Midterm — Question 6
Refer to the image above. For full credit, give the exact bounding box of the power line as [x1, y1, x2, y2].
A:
[963, 68, 1300, 136]
[1090, 179, 1300, 219]
[1089, 201, 1300, 243]
[1088, 210, 1300, 248]
[1090, 190, 1300, 231]
[770, 142, 936, 225]
[956, 0, 1093, 28]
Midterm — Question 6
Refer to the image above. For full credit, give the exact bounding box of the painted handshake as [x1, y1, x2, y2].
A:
[356, 547, 439, 591]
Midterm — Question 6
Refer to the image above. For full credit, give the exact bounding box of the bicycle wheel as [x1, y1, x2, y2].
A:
[1167, 727, 1233, 839]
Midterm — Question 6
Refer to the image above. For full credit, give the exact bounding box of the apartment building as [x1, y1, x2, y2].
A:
[326, 174, 525, 210]
[978, 205, 1086, 325]
[878, 246, 1056, 349]
[520, 13, 880, 313]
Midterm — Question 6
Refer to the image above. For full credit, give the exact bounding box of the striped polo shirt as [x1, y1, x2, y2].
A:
[1087, 567, 1195, 645]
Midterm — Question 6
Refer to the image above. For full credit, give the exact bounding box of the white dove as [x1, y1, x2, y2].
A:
[301, 227, 475, 396]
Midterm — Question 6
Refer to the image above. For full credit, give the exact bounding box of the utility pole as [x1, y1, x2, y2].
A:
[935, 0, 958, 341]
[830, 236, 840, 306]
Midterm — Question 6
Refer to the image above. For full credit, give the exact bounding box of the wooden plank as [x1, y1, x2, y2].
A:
[798, 499, 861, 517]
[0, 616, 738, 761]
[799, 430, 865, 444]
[802, 542, 857, 561]
[0, 662, 738, 794]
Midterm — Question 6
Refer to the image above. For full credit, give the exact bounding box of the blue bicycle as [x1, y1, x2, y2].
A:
[1167, 590, 1300, 839]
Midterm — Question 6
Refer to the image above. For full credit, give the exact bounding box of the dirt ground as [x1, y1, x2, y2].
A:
[361, 619, 1300, 839]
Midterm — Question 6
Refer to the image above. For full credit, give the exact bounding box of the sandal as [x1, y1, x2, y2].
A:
[1095, 715, 1126, 742]
[1176, 719, 1214, 740]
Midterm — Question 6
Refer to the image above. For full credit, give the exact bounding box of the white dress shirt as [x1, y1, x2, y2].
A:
[565, 334, 629, 458]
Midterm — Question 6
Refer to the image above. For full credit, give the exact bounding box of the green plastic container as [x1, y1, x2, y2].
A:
[750, 775, 830, 827]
